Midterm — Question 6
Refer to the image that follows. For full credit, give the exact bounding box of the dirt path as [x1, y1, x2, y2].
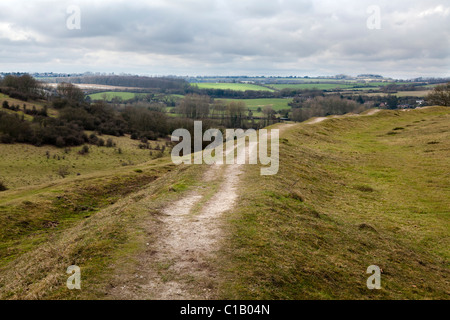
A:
[150, 161, 242, 299]
[109, 133, 259, 299]
[109, 113, 379, 300]
[307, 109, 381, 124]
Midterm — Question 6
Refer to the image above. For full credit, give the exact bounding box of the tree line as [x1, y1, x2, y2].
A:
[0, 76, 260, 148]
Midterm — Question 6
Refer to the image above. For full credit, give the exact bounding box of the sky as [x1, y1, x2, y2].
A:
[0, 0, 449, 79]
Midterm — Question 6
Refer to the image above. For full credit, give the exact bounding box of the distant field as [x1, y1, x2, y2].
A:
[395, 90, 430, 97]
[269, 83, 357, 90]
[366, 90, 431, 98]
[88, 92, 185, 102]
[268, 82, 414, 91]
[217, 98, 292, 116]
[424, 83, 447, 88]
[193, 83, 275, 92]
[46, 83, 140, 91]
[88, 91, 138, 101]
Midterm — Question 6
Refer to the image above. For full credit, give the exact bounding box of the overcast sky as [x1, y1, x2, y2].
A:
[0, 0, 449, 79]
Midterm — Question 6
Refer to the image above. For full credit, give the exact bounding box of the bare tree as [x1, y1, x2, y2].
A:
[56, 82, 85, 102]
[427, 82, 450, 106]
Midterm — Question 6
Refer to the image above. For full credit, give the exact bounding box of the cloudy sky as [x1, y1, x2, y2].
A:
[0, 0, 449, 79]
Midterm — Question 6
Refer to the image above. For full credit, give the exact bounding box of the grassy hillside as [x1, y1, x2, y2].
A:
[219, 107, 449, 299]
[0, 93, 58, 118]
[0, 105, 448, 300]
[0, 135, 170, 190]
[0, 150, 203, 299]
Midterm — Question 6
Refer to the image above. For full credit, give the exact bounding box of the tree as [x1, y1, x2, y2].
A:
[386, 95, 398, 109]
[262, 106, 275, 125]
[56, 82, 85, 103]
[427, 82, 450, 106]
[178, 94, 210, 119]
[2, 74, 39, 95]
[227, 101, 246, 127]
[291, 96, 365, 122]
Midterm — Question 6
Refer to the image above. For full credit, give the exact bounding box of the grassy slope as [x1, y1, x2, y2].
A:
[0, 135, 169, 189]
[219, 107, 449, 299]
[0, 151, 204, 299]
[0, 93, 58, 118]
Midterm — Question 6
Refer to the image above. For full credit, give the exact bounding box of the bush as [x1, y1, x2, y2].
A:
[79, 145, 90, 155]
[0, 180, 8, 191]
[97, 138, 105, 147]
[106, 138, 115, 148]
[57, 166, 70, 178]
[55, 136, 65, 148]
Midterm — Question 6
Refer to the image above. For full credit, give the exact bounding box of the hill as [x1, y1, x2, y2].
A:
[0, 106, 448, 299]
[218, 106, 449, 299]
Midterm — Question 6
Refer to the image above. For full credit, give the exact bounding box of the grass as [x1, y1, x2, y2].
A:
[217, 98, 292, 116]
[87, 92, 184, 103]
[394, 90, 431, 97]
[193, 83, 275, 92]
[366, 90, 431, 98]
[0, 94, 58, 118]
[269, 83, 357, 90]
[0, 134, 170, 190]
[87, 91, 140, 101]
[0, 148, 202, 299]
[218, 107, 450, 299]
[269, 82, 413, 91]
[1, 101, 448, 300]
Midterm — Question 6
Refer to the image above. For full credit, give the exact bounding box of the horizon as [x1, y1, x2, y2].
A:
[2, 71, 449, 82]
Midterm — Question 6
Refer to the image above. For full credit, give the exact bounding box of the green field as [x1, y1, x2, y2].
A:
[268, 82, 414, 91]
[269, 83, 357, 90]
[193, 83, 275, 92]
[87, 91, 138, 101]
[217, 98, 292, 116]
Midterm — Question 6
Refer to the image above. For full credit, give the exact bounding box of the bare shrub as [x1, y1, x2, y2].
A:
[57, 166, 70, 178]
[0, 180, 8, 191]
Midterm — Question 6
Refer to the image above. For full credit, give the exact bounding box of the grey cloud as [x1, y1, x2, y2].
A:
[0, 0, 448, 78]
